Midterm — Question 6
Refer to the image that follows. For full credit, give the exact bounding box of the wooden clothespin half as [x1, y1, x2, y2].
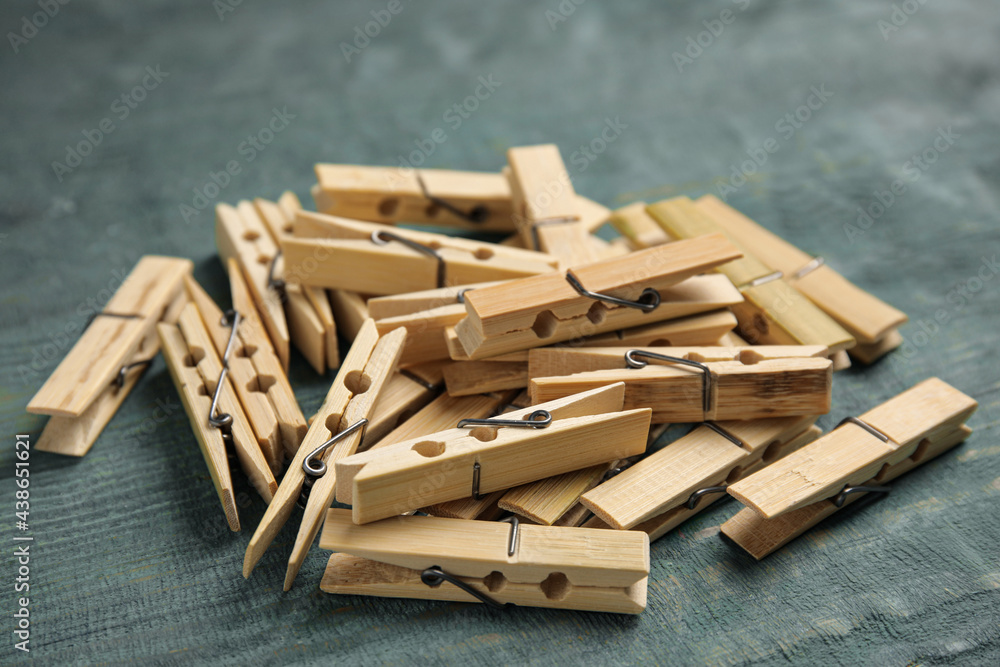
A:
[530, 349, 832, 423]
[646, 197, 856, 359]
[609, 202, 671, 249]
[364, 361, 446, 445]
[442, 352, 529, 397]
[335, 384, 651, 524]
[313, 164, 516, 232]
[283, 211, 558, 295]
[506, 144, 603, 268]
[253, 192, 339, 374]
[453, 233, 744, 360]
[695, 195, 908, 362]
[319, 509, 650, 613]
[242, 319, 406, 590]
[30, 256, 192, 456]
[722, 378, 977, 558]
[580, 416, 820, 535]
[158, 303, 278, 531]
[216, 200, 290, 372]
[329, 289, 370, 340]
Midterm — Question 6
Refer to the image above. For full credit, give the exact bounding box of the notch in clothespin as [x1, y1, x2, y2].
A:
[282, 212, 558, 295]
[243, 320, 407, 590]
[722, 378, 977, 558]
[335, 384, 651, 524]
[580, 416, 820, 537]
[216, 200, 290, 372]
[253, 192, 339, 374]
[646, 197, 856, 360]
[530, 348, 832, 423]
[453, 233, 744, 360]
[313, 164, 516, 232]
[318, 509, 650, 613]
[29, 256, 192, 456]
[158, 303, 278, 531]
[694, 195, 908, 362]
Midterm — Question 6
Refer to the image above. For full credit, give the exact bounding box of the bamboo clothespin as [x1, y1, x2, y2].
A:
[243, 320, 406, 590]
[329, 289, 370, 340]
[646, 197, 856, 359]
[453, 233, 744, 359]
[506, 144, 600, 267]
[254, 192, 339, 373]
[282, 211, 558, 295]
[30, 256, 192, 456]
[313, 164, 516, 232]
[335, 384, 651, 524]
[610, 202, 671, 249]
[319, 510, 650, 613]
[185, 268, 307, 463]
[216, 200, 291, 372]
[580, 416, 820, 534]
[367, 282, 502, 320]
[695, 195, 908, 362]
[572, 309, 738, 348]
[158, 303, 278, 531]
[530, 350, 832, 423]
[364, 361, 447, 445]
[722, 378, 977, 558]
[442, 352, 530, 397]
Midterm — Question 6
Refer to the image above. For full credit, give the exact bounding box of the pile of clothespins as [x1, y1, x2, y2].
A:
[27, 144, 978, 614]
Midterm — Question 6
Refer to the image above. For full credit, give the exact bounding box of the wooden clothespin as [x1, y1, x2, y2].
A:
[722, 378, 977, 558]
[442, 352, 530, 397]
[695, 195, 908, 362]
[364, 361, 446, 445]
[646, 197, 856, 360]
[216, 200, 290, 371]
[184, 267, 307, 463]
[30, 256, 192, 456]
[610, 202, 671, 249]
[243, 320, 406, 590]
[335, 384, 651, 524]
[580, 416, 820, 536]
[283, 211, 558, 295]
[368, 281, 502, 320]
[506, 144, 600, 267]
[253, 192, 339, 373]
[319, 509, 650, 613]
[453, 233, 744, 359]
[530, 349, 832, 423]
[329, 289, 370, 340]
[568, 309, 738, 348]
[313, 164, 516, 232]
[158, 303, 278, 531]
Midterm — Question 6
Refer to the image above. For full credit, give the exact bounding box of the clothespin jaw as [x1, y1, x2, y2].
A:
[335, 384, 651, 524]
[319, 510, 650, 613]
[313, 164, 517, 232]
[30, 256, 193, 456]
[453, 234, 744, 360]
[721, 378, 977, 558]
[530, 354, 832, 423]
[282, 212, 558, 295]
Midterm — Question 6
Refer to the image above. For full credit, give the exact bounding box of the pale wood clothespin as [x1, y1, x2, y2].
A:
[453, 233, 744, 360]
[722, 378, 977, 558]
[441, 352, 530, 397]
[254, 192, 339, 373]
[158, 303, 278, 531]
[695, 195, 908, 362]
[646, 197, 856, 364]
[313, 164, 516, 233]
[30, 256, 192, 456]
[335, 384, 651, 524]
[243, 320, 406, 590]
[283, 211, 558, 295]
[364, 361, 447, 445]
[580, 416, 820, 536]
[184, 266, 307, 463]
[329, 289, 370, 340]
[530, 349, 832, 423]
[319, 509, 650, 613]
[610, 202, 671, 249]
[216, 200, 290, 371]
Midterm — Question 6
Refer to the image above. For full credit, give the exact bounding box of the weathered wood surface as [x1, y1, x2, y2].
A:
[2, 1, 998, 665]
